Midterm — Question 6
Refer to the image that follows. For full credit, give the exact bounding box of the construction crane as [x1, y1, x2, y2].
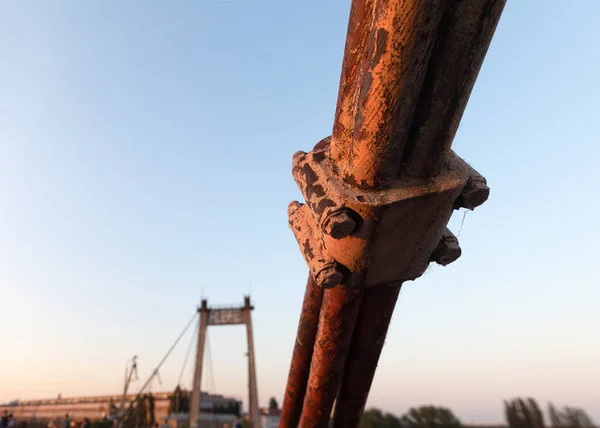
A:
[280, 1, 507, 427]
[116, 312, 198, 428]
[119, 356, 138, 417]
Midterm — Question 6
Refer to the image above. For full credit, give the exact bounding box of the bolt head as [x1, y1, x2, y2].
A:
[456, 177, 490, 210]
[431, 236, 462, 266]
[293, 150, 307, 164]
[322, 211, 357, 239]
[316, 265, 344, 288]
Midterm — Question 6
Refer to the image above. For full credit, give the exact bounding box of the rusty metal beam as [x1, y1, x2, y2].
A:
[329, 0, 376, 175]
[328, 1, 506, 423]
[281, 0, 506, 427]
[298, 286, 363, 428]
[329, 0, 446, 189]
[279, 276, 324, 428]
[331, 283, 402, 428]
[400, 0, 508, 177]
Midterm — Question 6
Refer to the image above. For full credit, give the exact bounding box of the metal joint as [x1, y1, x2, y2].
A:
[454, 167, 490, 210]
[430, 228, 462, 266]
[288, 138, 482, 288]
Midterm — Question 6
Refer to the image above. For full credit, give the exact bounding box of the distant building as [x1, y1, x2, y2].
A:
[260, 407, 280, 428]
[0, 391, 240, 423]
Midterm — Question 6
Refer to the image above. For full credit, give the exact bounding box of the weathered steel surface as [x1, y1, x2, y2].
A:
[400, 0, 508, 177]
[279, 276, 324, 428]
[329, 0, 376, 176]
[331, 283, 402, 428]
[328, 0, 447, 189]
[430, 228, 461, 266]
[281, 0, 506, 426]
[290, 147, 473, 288]
[288, 200, 346, 289]
[298, 286, 363, 428]
[454, 163, 490, 211]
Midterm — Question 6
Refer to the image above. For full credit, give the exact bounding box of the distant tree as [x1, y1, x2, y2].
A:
[90, 421, 113, 428]
[547, 403, 595, 428]
[360, 408, 402, 428]
[149, 393, 156, 425]
[360, 408, 384, 428]
[528, 398, 545, 428]
[504, 398, 544, 428]
[269, 397, 279, 410]
[181, 391, 190, 413]
[402, 405, 462, 428]
[549, 404, 562, 428]
[504, 400, 521, 428]
[123, 394, 155, 428]
[519, 398, 535, 428]
[168, 386, 179, 413]
[233, 401, 241, 416]
[168, 385, 189, 414]
[563, 408, 594, 428]
[384, 412, 402, 428]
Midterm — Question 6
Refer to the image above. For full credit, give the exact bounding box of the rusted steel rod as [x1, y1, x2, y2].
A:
[298, 287, 363, 428]
[331, 284, 402, 428]
[279, 275, 324, 428]
[329, 0, 376, 171]
[400, 0, 508, 177]
[283, 0, 505, 426]
[328, 0, 446, 189]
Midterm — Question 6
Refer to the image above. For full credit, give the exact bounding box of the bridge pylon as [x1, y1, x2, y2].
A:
[189, 296, 260, 428]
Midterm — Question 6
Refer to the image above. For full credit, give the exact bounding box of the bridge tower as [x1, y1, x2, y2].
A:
[189, 296, 260, 428]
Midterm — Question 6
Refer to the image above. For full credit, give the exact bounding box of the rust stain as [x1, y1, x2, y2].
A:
[331, 0, 447, 189]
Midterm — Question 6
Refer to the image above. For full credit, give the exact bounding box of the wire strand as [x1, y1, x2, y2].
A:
[121, 310, 199, 421]
[457, 210, 468, 237]
[205, 329, 216, 393]
[177, 317, 199, 387]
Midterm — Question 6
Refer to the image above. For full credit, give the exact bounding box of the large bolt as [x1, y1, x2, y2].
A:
[322, 210, 357, 239]
[293, 150, 307, 165]
[455, 175, 490, 210]
[315, 264, 345, 288]
[430, 230, 462, 266]
[313, 136, 331, 151]
[288, 201, 303, 217]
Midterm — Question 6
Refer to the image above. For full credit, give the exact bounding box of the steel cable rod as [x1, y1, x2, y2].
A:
[281, 0, 506, 426]
[178, 318, 199, 387]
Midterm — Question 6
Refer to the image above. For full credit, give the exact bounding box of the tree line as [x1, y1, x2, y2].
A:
[504, 398, 594, 428]
[359, 398, 596, 428]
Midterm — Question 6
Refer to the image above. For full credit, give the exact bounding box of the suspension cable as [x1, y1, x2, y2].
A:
[177, 317, 199, 387]
[205, 329, 216, 393]
[120, 310, 199, 421]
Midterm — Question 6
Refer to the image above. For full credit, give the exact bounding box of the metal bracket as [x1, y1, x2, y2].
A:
[288, 137, 489, 289]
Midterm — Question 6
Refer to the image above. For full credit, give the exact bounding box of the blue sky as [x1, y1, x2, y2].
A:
[1, 0, 599, 424]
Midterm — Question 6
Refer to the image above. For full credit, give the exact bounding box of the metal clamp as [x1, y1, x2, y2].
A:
[288, 137, 489, 289]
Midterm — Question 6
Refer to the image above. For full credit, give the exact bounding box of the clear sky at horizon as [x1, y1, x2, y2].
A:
[1, 0, 599, 424]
